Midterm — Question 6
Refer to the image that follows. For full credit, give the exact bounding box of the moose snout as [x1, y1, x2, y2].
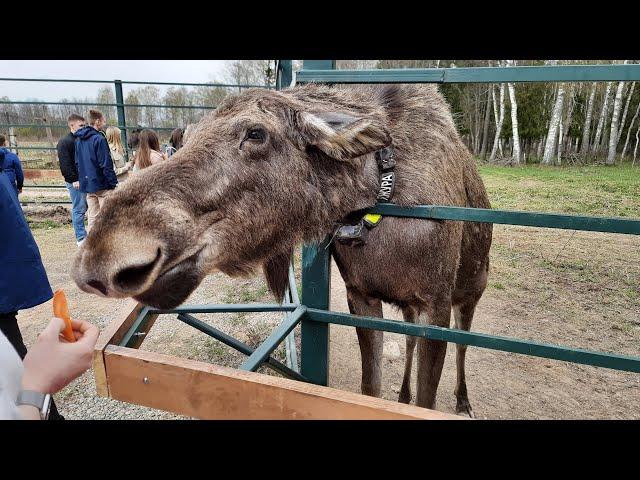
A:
[72, 233, 166, 298]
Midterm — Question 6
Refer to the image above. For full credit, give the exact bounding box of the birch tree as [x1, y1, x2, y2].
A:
[607, 61, 628, 164]
[505, 60, 521, 164]
[591, 82, 612, 155]
[622, 98, 640, 159]
[542, 81, 565, 165]
[489, 82, 505, 161]
[562, 86, 575, 154]
[634, 125, 640, 166]
[617, 81, 635, 144]
[580, 82, 597, 157]
[479, 86, 492, 159]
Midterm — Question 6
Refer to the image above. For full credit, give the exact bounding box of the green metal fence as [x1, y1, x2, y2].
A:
[0, 76, 273, 160]
[2, 71, 275, 205]
[118, 61, 640, 405]
[12, 61, 639, 412]
[294, 60, 640, 385]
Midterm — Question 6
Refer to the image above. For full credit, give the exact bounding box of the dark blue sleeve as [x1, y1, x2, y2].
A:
[96, 137, 118, 188]
[13, 155, 24, 190]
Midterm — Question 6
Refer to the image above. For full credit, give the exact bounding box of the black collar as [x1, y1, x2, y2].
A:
[375, 146, 396, 202]
[331, 145, 397, 247]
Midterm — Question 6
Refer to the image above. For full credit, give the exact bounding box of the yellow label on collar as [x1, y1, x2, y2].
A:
[363, 213, 382, 226]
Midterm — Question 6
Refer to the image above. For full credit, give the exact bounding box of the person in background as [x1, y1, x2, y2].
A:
[74, 109, 118, 231]
[57, 114, 88, 246]
[164, 128, 184, 158]
[0, 172, 67, 420]
[105, 126, 131, 181]
[0, 134, 24, 197]
[132, 129, 167, 172]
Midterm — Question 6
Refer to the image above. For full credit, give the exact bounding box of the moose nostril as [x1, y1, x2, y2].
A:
[113, 248, 163, 293]
[87, 280, 108, 296]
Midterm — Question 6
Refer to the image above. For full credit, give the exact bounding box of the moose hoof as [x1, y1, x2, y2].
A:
[398, 388, 412, 404]
[455, 400, 475, 419]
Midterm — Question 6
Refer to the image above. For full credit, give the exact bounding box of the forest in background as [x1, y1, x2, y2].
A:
[3, 59, 640, 166]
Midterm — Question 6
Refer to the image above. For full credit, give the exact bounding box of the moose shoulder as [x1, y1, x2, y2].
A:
[72, 83, 493, 416]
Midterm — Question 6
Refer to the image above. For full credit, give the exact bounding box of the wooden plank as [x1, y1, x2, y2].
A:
[104, 346, 463, 420]
[93, 299, 158, 397]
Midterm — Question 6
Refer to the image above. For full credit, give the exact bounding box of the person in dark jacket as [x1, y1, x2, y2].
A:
[57, 114, 88, 246]
[74, 109, 118, 231]
[0, 134, 24, 197]
[0, 172, 64, 420]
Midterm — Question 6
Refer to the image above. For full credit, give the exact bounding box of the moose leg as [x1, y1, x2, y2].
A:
[415, 299, 452, 409]
[453, 302, 476, 418]
[398, 306, 417, 404]
[347, 288, 384, 397]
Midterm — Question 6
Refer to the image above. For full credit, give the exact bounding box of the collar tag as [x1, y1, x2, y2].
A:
[375, 146, 396, 171]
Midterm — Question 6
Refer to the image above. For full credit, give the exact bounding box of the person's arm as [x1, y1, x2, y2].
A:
[96, 138, 118, 188]
[18, 317, 99, 420]
[13, 155, 24, 193]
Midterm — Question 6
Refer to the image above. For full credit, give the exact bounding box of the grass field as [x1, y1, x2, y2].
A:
[479, 164, 640, 217]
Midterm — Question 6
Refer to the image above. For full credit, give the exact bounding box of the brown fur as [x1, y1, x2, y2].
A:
[72, 83, 493, 415]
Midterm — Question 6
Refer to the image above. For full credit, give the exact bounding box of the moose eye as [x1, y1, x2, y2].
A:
[246, 128, 266, 142]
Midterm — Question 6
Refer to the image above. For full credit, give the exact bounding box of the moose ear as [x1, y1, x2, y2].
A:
[294, 110, 392, 161]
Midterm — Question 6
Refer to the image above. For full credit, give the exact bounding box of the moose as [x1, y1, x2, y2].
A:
[72, 83, 493, 416]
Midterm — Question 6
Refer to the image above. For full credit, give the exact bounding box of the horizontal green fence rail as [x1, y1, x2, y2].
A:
[305, 309, 640, 373]
[369, 204, 640, 235]
[0, 124, 178, 130]
[296, 64, 640, 84]
[9, 147, 59, 151]
[0, 77, 271, 88]
[148, 303, 298, 315]
[0, 100, 217, 110]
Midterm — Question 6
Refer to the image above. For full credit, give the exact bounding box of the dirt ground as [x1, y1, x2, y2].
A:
[16, 218, 639, 420]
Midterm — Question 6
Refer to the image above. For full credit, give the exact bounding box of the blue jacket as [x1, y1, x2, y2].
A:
[0, 173, 53, 314]
[0, 148, 24, 194]
[74, 126, 118, 193]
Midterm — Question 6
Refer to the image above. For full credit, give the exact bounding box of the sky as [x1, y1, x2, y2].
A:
[0, 61, 230, 101]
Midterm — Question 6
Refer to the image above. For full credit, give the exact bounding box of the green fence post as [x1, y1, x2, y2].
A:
[299, 60, 334, 386]
[301, 240, 332, 385]
[114, 80, 128, 161]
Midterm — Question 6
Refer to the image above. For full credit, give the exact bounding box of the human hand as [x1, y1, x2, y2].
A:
[21, 317, 100, 394]
[73, 181, 80, 190]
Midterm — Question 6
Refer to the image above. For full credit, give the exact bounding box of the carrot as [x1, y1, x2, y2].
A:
[53, 289, 76, 343]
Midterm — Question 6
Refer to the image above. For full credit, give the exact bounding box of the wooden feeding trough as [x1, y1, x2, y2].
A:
[93, 299, 461, 420]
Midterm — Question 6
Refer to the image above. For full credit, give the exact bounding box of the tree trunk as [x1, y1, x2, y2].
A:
[557, 117, 564, 164]
[580, 82, 597, 157]
[489, 83, 506, 161]
[607, 74, 626, 165]
[479, 86, 492, 159]
[507, 82, 521, 164]
[592, 82, 612, 156]
[537, 136, 546, 159]
[562, 85, 575, 154]
[543, 83, 565, 165]
[634, 125, 640, 166]
[622, 98, 640, 159]
[617, 81, 635, 145]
